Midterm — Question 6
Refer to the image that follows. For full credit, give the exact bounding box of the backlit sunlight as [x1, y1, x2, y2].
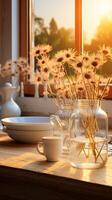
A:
[83, 0, 112, 43]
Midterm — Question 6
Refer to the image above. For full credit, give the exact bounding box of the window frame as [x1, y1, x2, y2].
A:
[75, 0, 82, 53]
[19, 0, 29, 59]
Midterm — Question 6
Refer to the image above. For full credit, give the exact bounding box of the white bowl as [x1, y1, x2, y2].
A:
[3, 128, 52, 143]
[1, 116, 51, 131]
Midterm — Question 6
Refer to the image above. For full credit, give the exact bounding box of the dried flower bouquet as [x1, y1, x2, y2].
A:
[31, 44, 112, 165]
[31, 44, 112, 102]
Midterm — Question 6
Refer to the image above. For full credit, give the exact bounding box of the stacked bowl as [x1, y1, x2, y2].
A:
[1, 116, 52, 143]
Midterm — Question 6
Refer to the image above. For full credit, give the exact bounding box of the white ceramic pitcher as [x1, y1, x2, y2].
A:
[0, 82, 21, 119]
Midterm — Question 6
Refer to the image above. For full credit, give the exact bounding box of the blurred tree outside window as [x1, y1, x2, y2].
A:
[32, 0, 75, 55]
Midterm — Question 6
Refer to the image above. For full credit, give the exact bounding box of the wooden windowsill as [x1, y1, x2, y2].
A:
[23, 83, 44, 97]
[23, 83, 112, 99]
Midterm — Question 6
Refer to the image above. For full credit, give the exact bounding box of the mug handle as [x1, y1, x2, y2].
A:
[37, 142, 44, 155]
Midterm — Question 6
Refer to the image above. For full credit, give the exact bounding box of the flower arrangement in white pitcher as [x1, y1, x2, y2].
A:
[0, 58, 32, 118]
[0, 57, 31, 86]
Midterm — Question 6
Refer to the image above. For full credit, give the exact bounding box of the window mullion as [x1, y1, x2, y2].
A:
[75, 0, 82, 53]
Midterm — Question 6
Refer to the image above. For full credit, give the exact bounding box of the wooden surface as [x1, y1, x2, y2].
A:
[0, 132, 112, 200]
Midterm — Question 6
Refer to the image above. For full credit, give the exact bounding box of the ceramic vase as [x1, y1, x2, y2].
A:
[0, 82, 21, 119]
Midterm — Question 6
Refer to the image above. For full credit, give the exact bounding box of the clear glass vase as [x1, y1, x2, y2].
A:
[69, 99, 108, 169]
[50, 103, 74, 150]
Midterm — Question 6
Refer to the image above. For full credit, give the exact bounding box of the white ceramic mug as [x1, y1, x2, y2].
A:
[37, 136, 63, 161]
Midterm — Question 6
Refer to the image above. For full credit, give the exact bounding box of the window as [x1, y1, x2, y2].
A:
[33, 0, 75, 53]
[30, 0, 82, 55]
[21, 0, 112, 101]
[27, 0, 112, 93]
[23, 0, 82, 97]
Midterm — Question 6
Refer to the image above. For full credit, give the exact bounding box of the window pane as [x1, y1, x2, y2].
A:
[83, 0, 112, 75]
[32, 0, 75, 54]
